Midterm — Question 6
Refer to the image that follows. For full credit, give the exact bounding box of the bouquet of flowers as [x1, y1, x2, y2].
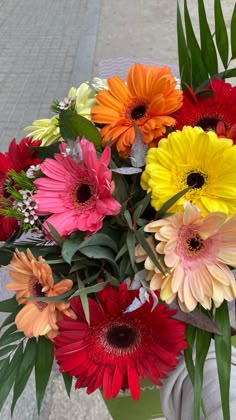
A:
[0, 1, 236, 419]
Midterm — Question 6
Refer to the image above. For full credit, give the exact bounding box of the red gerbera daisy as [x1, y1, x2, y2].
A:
[0, 137, 41, 241]
[54, 282, 186, 400]
[173, 78, 236, 142]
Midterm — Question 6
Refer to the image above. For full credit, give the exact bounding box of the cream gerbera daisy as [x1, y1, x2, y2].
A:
[24, 115, 62, 146]
[143, 203, 236, 311]
[141, 126, 236, 215]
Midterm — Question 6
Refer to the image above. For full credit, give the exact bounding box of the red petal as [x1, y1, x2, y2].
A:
[128, 365, 140, 400]
[102, 366, 113, 399]
[112, 366, 123, 397]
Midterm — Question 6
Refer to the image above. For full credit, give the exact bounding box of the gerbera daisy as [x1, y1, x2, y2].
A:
[67, 83, 97, 119]
[54, 282, 186, 400]
[141, 126, 236, 215]
[24, 116, 62, 146]
[33, 138, 121, 237]
[0, 137, 41, 241]
[143, 203, 236, 311]
[5, 248, 74, 339]
[173, 78, 236, 142]
[91, 63, 183, 158]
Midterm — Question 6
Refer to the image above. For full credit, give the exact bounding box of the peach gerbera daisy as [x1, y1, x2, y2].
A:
[5, 249, 75, 339]
[143, 203, 236, 312]
[91, 63, 183, 157]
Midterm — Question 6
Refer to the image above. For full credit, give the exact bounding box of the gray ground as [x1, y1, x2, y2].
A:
[0, 0, 235, 419]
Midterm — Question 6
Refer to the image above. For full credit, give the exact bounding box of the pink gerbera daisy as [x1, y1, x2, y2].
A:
[54, 282, 186, 400]
[34, 138, 121, 237]
[143, 203, 236, 311]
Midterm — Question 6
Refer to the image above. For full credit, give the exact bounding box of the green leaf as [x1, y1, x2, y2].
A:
[216, 67, 236, 79]
[134, 230, 165, 275]
[231, 4, 236, 59]
[126, 231, 137, 271]
[79, 246, 119, 277]
[155, 187, 190, 219]
[184, 0, 208, 88]
[184, 324, 196, 384]
[29, 143, 60, 160]
[1, 323, 17, 338]
[24, 287, 76, 303]
[0, 296, 19, 313]
[0, 331, 24, 348]
[79, 233, 118, 253]
[215, 0, 229, 68]
[70, 280, 110, 299]
[62, 231, 85, 264]
[35, 336, 54, 414]
[62, 373, 73, 397]
[46, 222, 64, 247]
[198, 0, 218, 76]
[123, 210, 133, 229]
[76, 275, 90, 324]
[215, 301, 231, 420]
[177, 1, 191, 86]
[193, 328, 211, 420]
[59, 110, 102, 148]
[0, 342, 23, 411]
[0, 344, 18, 357]
[115, 243, 128, 262]
[11, 338, 37, 414]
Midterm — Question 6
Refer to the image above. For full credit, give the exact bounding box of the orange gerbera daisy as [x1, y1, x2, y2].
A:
[6, 249, 75, 339]
[91, 63, 183, 157]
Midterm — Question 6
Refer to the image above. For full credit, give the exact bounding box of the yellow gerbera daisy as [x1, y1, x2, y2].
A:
[141, 126, 236, 215]
[24, 115, 62, 146]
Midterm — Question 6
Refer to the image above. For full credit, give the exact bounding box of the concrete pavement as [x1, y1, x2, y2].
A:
[0, 0, 235, 419]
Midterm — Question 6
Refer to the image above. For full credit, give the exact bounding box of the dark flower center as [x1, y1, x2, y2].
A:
[131, 105, 147, 120]
[77, 184, 91, 203]
[186, 172, 205, 189]
[29, 276, 47, 311]
[106, 324, 138, 348]
[196, 117, 220, 131]
[187, 235, 204, 252]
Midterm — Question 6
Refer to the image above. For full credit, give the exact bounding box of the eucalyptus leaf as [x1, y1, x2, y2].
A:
[79, 233, 118, 253]
[135, 230, 165, 275]
[46, 222, 64, 247]
[130, 123, 148, 168]
[126, 231, 137, 272]
[62, 231, 85, 264]
[155, 186, 190, 219]
[112, 167, 142, 174]
[79, 245, 119, 277]
[172, 302, 222, 334]
[76, 276, 90, 324]
[70, 280, 110, 299]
